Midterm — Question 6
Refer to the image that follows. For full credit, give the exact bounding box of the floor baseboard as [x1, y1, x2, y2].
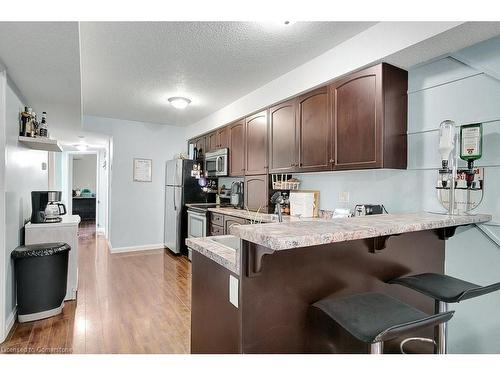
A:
[2, 307, 17, 343]
[109, 243, 165, 254]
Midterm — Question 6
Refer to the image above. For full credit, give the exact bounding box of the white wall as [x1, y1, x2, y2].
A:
[1, 74, 48, 338]
[72, 154, 97, 192]
[83, 116, 185, 250]
[407, 37, 500, 353]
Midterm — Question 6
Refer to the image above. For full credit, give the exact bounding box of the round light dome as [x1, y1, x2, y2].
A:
[168, 97, 191, 109]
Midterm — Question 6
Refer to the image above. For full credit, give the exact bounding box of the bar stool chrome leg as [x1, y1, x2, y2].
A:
[370, 342, 384, 354]
[434, 300, 448, 354]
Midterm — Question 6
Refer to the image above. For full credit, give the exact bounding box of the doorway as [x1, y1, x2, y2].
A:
[71, 153, 98, 234]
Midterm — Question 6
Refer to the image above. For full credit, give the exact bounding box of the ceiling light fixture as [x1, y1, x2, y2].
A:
[168, 97, 191, 110]
[76, 144, 88, 151]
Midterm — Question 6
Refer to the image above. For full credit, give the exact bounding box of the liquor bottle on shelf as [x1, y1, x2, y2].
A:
[25, 107, 33, 137]
[20, 106, 30, 136]
[31, 112, 38, 137]
[39, 112, 48, 137]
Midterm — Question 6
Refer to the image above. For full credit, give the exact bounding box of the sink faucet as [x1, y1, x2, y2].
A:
[270, 192, 284, 223]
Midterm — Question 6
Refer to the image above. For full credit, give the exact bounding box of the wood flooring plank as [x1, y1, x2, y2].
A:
[1, 220, 192, 354]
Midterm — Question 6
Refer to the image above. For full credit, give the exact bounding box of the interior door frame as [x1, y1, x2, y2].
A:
[66, 151, 101, 232]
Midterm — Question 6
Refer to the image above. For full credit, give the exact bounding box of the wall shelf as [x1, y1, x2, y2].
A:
[18, 136, 62, 152]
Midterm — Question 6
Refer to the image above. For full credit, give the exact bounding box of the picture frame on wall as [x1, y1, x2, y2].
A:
[133, 158, 152, 182]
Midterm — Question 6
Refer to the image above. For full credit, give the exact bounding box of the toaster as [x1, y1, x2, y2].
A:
[354, 204, 385, 216]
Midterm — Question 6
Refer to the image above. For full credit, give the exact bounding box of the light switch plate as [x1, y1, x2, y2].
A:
[339, 191, 350, 203]
[229, 275, 239, 308]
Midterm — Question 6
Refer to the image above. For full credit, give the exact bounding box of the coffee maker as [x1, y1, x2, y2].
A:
[31, 191, 67, 223]
[230, 181, 244, 209]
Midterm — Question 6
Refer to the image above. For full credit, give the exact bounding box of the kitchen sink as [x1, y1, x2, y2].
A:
[209, 236, 241, 251]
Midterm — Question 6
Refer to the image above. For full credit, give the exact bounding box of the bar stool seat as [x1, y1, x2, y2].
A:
[389, 273, 500, 353]
[389, 273, 500, 303]
[312, 292, 454, 353]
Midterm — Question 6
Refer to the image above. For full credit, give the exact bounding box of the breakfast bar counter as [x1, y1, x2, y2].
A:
[187, 212, 491, 354]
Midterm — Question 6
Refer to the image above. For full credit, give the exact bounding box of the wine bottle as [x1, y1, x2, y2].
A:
[20, 106, 30, 136]
[25, 107, 33, 137]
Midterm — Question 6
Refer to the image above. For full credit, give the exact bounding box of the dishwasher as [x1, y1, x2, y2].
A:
[186, 206, 210, 260]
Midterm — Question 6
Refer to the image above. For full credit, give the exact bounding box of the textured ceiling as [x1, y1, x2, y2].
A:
[80, 22, 376, 126]
[0, 22, 82, 135]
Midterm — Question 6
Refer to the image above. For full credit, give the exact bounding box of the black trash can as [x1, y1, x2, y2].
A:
[12, 242, 71, 323]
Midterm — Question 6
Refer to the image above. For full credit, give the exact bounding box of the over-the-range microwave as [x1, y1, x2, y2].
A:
[204, 148, 228, 177]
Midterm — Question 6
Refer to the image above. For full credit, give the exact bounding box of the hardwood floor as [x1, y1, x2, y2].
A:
[1, 221, 191, 354]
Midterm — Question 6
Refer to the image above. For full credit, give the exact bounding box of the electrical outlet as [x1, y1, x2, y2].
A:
[339, 191, 350, 203]
[229, 275, 239, 308]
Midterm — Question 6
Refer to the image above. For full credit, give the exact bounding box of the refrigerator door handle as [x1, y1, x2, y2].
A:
[173, 161, 178, 210]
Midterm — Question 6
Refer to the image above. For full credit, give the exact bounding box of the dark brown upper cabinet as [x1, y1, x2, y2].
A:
[297, 86, 331, 172]
[229, 120, 245, 176]
[330, 63, 407, 170]
[218, 127, 229, 149]
[207, 132, 218, 153]
[269, 99, 297, 173]
[191, 136, 206, 158]
[245, 111, 268, 176]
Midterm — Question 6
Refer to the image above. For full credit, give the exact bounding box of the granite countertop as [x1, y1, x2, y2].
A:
[229, 212, 492, 251]
[186, 235, 240, 274]
[207, 207, 301, 223]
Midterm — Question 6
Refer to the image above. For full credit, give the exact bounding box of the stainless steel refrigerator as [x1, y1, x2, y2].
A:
[164, 159, 213, 255]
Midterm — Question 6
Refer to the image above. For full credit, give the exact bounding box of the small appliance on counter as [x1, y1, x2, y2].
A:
[31, 191, 67, 223]
[354, 204, 386, 216]
[230, 181, 244, 209]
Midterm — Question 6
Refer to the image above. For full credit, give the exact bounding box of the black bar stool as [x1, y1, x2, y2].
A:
[389, 273, 500, 354]
[312, 292, 454, 354]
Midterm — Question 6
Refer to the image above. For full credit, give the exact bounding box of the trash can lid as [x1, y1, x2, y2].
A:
[11, 242, 71, 259]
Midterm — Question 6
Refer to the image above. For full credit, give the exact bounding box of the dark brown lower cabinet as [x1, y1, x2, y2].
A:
[244, 174, 268, 212]
[191, 230, 443, 353]
[224, 216, 248, 234]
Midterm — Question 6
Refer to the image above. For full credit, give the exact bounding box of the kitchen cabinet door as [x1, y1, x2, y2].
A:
[331, 64, 382, 170]
[218, 126, 229, 149]
[245, 111, 268, 175]
[269, 99, 297, 173]
[229, 120, 245, 176]
[244, 174, 268, 212]
[207, 132, 218, 153]
[297, 87, 331, 172]
[224, 215, 248, 235]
